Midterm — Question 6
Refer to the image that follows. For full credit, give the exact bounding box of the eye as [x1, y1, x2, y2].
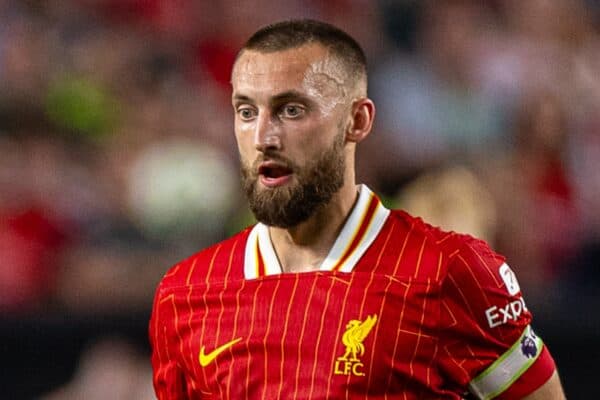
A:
[237, 107, 257, 121]
[280, 104, 305, 119]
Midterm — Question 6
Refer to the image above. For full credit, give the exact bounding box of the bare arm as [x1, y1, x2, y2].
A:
[521, 371, 565, 400]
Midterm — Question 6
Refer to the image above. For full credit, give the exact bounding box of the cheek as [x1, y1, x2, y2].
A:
[235, 137, 253, 168]
[291, 135, 326, 165]
[300, 119, 342, 148]
[234, 123, 254, 150]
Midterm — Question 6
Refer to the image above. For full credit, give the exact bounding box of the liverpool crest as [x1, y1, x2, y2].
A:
[333, 314, 378, 377]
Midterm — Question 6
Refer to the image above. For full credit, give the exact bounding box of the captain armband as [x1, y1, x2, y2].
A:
[468, 325, 543, 400]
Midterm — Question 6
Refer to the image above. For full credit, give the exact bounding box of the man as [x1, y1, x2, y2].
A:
[150, 19, 564, 399]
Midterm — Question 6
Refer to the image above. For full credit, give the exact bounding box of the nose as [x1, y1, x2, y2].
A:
[254, 112, 282, 153]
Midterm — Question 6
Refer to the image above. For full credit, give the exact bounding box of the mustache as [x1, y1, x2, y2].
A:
[250, 152, 299, 172]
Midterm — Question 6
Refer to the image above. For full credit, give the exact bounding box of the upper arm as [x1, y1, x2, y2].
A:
[438, 238, 558, 399]
[149, 286, 188, 399]
[521, 371, 565, 400]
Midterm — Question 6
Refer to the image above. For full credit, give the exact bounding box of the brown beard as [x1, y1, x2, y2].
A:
[241, 132, 345, 228]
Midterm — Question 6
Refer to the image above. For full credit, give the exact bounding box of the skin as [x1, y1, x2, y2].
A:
[522, 371, 565, 399]
[231, 43, 374, 272]
[230, 41, 565, 398]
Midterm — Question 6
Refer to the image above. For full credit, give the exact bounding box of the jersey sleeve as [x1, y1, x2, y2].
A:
[438, 238, 556, 399]
[149, 285, 188, 399]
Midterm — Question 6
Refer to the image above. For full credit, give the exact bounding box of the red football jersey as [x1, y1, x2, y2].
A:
[150, 186, 556, 399]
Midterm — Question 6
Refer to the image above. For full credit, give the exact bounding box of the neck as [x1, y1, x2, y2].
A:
[268, 181, 359, 273]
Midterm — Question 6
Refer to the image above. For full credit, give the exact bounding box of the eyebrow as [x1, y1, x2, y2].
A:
[232, 93, 251, 104]
[232, 90, 311, 105]
[270, 90, 308, 103]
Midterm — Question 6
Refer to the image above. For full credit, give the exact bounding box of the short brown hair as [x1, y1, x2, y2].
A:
[239, 19, 367, 86]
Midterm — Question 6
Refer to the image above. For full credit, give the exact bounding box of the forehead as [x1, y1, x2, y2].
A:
[231, 44, 347, 100]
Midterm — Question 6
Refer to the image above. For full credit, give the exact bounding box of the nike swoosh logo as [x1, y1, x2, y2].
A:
[199, 337, 242, 367]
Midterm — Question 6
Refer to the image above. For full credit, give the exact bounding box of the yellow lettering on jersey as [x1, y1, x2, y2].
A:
[353, 362, 365, 376]
[333, 314, 377, 377]
[334, 360, 366, 376]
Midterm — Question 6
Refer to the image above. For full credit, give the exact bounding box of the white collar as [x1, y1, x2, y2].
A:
[244, 185, 390, 279]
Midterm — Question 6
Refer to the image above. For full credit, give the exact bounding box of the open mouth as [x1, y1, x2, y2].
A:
[259, 164, 292, 178]
[258, 162, 293, 186]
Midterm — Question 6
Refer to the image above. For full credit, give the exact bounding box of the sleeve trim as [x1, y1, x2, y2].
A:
[468, 325, 543, 399]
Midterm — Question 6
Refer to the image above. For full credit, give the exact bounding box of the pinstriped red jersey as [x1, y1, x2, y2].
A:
[150, 185, 555, 399]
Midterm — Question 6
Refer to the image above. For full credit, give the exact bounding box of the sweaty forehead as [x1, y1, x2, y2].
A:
[231, 44, 349, 99]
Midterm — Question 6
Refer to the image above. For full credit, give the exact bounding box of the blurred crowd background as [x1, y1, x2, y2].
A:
[0, 0, 598, 398]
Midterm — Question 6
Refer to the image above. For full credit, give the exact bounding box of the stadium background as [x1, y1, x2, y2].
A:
[0, 0, 598, 398]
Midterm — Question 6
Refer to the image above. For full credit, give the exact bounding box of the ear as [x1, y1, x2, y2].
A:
[345, 97, 376, 143]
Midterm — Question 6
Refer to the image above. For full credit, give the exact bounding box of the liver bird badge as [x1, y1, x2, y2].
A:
[339, 314, 378, 362]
